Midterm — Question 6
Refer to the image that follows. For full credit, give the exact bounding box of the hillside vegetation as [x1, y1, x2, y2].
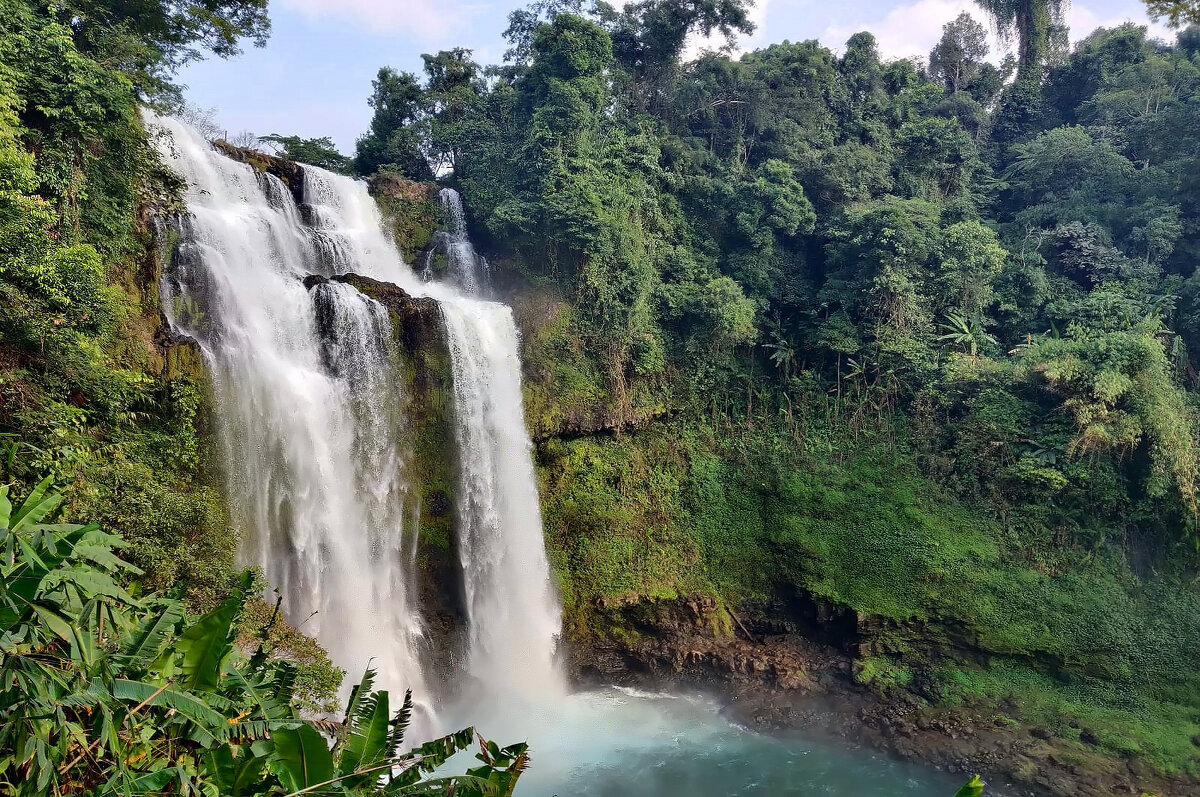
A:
[346, 1, 1200, 779]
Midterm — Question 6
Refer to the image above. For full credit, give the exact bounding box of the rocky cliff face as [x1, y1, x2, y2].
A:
[303, 272, 467, 688]
[370, 175, 440, 264]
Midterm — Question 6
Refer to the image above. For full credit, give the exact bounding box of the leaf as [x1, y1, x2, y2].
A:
[339, 689, 391, 779]
[112, 679, 226, 747]
[392, 774, 503, 796]
[955, 774, 985, 797]
[9, 477, 57, 530]
[222, 660, 294, 721]
[122, 767, 179, 794]
[392, 728, 477, 788]
[341, 667, 377, 729]
[75, 540, 140, 574]
[27, 601, 81, 652]
[0, 524, 92, 632]
[48, 567, 137, 604]
[113, 602, 185, 674]
[0, 485, 11, 529]
[387, 689, 413, 756]
[206, 746, 268, 797]
[175, 593, 241, 692]
[269, 724, 335, 793]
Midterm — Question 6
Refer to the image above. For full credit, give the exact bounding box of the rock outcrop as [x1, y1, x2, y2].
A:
[304, 272, 467, 691]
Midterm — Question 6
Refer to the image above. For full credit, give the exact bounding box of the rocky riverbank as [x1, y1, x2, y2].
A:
[565, 594, 1199, 797]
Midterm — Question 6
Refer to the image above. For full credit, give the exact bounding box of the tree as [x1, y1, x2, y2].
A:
[503, 0, 587, 63]
[839, 32, 887, 130]
[1143, 0, 1200, 27]
[601, 0, 757, 112]
[355, 67, 433, 179]
[929, 13, 990, 93]
[974, 0, 1068, 79]
[260, 133, 352, 173]
[422, 49, 484, 174]
[56, 0, 270, 98]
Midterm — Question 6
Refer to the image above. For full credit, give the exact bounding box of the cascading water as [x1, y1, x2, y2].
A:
[148, 113, 563, 730]
[423, 188, 490, 295]
[441, 300, 562, 695]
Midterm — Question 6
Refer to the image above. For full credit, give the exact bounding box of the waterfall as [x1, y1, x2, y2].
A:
[442, 300, 562, 695]
[423, 188, 490, 295]
[148, 113, 563, 728]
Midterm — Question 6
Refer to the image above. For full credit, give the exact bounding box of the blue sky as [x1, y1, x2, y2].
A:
[177, 0, 1174, 152]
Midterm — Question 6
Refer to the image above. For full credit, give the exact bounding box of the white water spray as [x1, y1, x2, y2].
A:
[148, 113, 563, 728]
[423, 188, 490, 295]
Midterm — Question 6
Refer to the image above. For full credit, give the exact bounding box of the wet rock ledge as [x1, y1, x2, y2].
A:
[567, 593, 1198, 797]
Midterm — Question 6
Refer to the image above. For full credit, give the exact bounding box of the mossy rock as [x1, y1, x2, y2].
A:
[369, 174, 439, 262]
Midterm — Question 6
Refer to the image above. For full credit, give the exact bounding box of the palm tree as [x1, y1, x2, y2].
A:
[937, 311, 998, 358]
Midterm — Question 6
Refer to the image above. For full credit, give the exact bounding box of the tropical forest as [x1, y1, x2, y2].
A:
[1, 0, 1200, 794]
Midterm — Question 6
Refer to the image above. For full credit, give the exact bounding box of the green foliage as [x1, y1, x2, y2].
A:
[260, 134, 352, 173]
[954, 775, 985, 797]
[939, 663, 1200, 775]
[929, 14, 990, 94]
[0, 0, 239, 618]
[1143, 0, 1200, 27]
[974, 0, 1068, 79]
[355, 68, 434, 180]
[0, 482, 528, 795]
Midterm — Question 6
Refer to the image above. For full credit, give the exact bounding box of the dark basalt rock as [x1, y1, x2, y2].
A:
[212, 140, 305, 206]
[328, 273, 443, 355]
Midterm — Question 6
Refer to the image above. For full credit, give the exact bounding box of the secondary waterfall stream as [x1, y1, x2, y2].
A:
[150, 113, 958, 795]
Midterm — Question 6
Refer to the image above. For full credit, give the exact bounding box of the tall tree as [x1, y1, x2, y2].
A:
[1143, 0, 1200, 27]
[600, 0, 756, 112]
[503, 0, 587, 63]
[56, 0, 269, 97]
[929, 13, 990, 93]
[974, 0, 1068, 79]
[354, 67, 432, 180]
[422, 48, 483, 175]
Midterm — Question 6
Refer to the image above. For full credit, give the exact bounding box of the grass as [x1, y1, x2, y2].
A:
[938, 663, 1200, 776]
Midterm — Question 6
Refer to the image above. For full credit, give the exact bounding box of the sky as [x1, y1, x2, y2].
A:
[177, 0, 1177, 152]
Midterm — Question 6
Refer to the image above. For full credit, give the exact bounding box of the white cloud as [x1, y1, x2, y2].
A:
[1066, 3, 1174, 45]
[279, 0, 487, 41]
[822, 0, 1004, 61]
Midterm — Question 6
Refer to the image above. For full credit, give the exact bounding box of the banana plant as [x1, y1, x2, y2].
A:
[265, 668, 525, 796]
[937, 312, 997, 358]
[0, 479, 528, 796]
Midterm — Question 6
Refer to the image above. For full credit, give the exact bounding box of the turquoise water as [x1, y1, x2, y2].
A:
[446, 688, 960, 796]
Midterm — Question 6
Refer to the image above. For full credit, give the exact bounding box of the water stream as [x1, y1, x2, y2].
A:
[149, 113, 956, 795]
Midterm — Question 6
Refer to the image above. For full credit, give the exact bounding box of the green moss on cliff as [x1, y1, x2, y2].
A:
[371, 174, 439, 263]
[538, 409, 1200, 774]
[403, 324, 456, 553]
